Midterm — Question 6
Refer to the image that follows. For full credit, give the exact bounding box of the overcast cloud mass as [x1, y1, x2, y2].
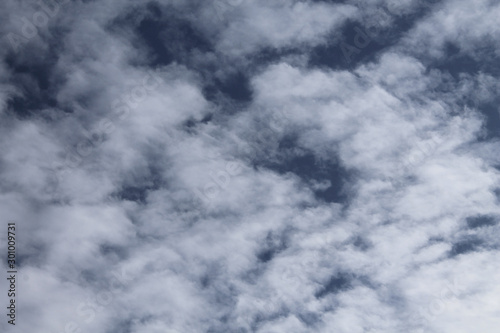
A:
[1, 0, 500, 332]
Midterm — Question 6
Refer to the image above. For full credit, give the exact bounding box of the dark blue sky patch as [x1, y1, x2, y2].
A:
[14, 240, 47, 269]
[417, 44, 500, 140]
[200, 113, 213, 124]
[428, 42, 500, 78]
[466, 215, 498, 229]
[256, 249, 274, 263]
[309, 9, 432, 71]
[115, 2, 256, 104]
[202, 71, 253, 104]
[315, 174, 351, 203]
[203, 47, 306, 104]
[183, 118, 197, 129]
[450, 237, 483, 257]
[216, 72, 253, 102]
[433, 43, 479, 78]
[182, 114, 213, 131]
[5, 48, 61, 118]
[460, 101, 499, 141]
[116, 184, 157, 204]
[256, 136, 351, 204]
[114, 163, 164, 204]
[256, 230, 289, 263]
[315, 272, 353, 298]
[308, 19, 382, 71]
[200, 274, 211, 289]
[475, 100, 500, 139]
[421, 43, 500, 140]
[247, 46, 304, 67]
[112, 1, 213, 68]
[135, 15, 174, 66]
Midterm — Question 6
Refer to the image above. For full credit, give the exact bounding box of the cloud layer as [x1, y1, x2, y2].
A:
[1, 0, 499, 332]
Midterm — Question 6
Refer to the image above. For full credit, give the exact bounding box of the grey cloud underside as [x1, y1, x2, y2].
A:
[1, 0, 500, 332]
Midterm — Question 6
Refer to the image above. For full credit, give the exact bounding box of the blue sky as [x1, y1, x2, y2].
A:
[1, 0, 500, 332]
